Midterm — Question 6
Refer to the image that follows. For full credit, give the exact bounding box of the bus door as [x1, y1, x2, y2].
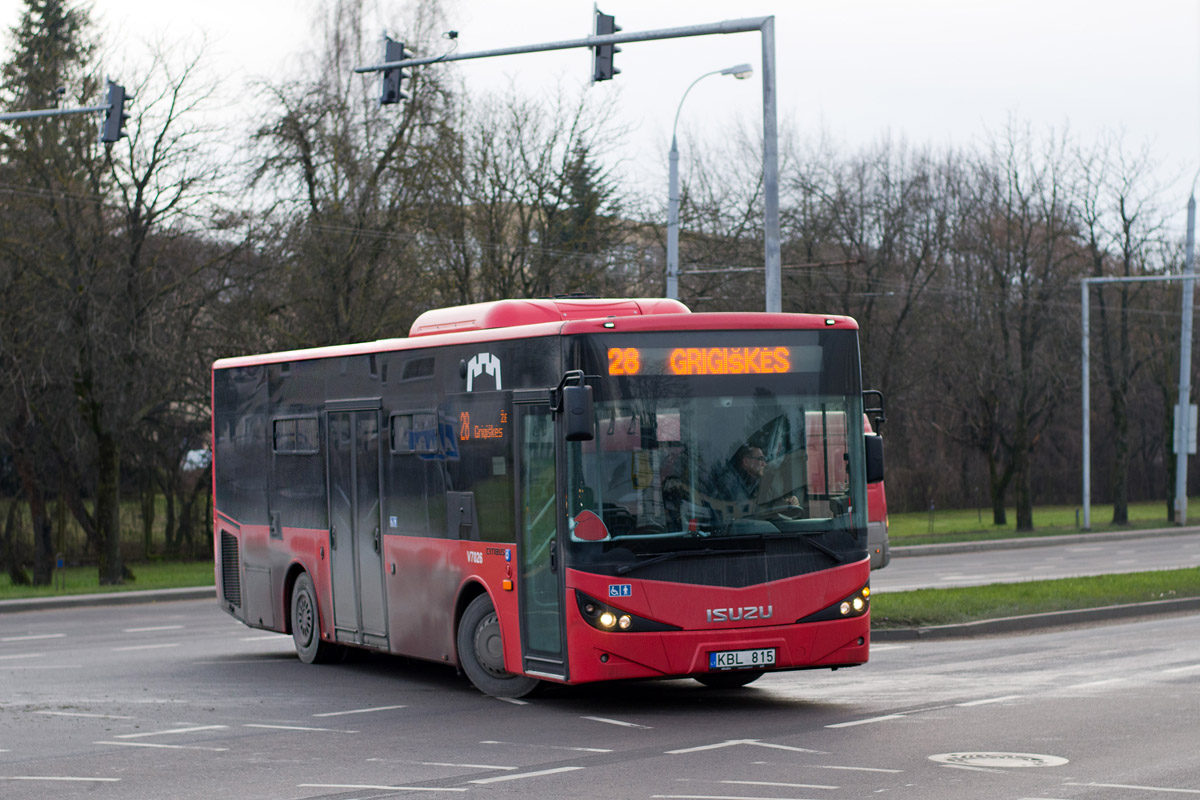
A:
[513, 393, 567, 681]
[325, 401, 388, 648]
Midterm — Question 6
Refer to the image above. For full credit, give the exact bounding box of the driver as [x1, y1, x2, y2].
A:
[709, 444, 799, 508]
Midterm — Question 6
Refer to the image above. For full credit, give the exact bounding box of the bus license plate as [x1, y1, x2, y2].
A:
[709, 648, 775, 671]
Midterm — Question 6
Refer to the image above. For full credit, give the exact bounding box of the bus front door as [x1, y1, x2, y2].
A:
[515, 401, 566, 681]
[326, 406, 388, 648]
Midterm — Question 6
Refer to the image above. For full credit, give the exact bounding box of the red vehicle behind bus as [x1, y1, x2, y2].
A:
[212, 298, 884, 696]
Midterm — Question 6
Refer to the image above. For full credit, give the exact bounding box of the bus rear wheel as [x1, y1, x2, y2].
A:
[457, 594, 539, 698]
[291, 572, 344, 665]
[695, 670, 764, 689]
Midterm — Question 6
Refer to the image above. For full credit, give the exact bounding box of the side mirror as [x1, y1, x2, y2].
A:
[563, 385, 594, 441]
[865, 433, 884, 484]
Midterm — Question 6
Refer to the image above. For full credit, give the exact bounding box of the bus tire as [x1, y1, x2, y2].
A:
[695, 670, 764, 689]
[457, 594, 539, 698]
[291, 572, 343, 665]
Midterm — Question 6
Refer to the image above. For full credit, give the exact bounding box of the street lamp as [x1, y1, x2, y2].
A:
[666, 63, 753, 301]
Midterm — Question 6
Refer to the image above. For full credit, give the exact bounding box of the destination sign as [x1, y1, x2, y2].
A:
[607, 346, 816, 376]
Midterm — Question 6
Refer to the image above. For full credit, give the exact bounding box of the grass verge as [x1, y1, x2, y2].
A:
[0, 561, 213, 600]
[889, 500, 1194, 546]
[871, 567, 1200, 629]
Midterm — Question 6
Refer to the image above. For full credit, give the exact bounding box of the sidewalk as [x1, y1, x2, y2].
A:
[891, 524, 1200, 558]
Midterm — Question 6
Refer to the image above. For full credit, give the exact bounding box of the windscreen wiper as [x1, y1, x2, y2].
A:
[616, 548, 760, 575]
[795, 531, 845, 563]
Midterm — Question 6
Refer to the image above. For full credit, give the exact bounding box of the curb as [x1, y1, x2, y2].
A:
[871, 595, 1200, 641]
[891, 525, 1200, 558]
[0, 586, 214, 614]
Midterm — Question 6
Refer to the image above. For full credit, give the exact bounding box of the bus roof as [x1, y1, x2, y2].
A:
[212, 300, 859, 370]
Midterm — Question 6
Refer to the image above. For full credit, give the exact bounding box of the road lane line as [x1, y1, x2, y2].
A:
[582, 715, 651, 729]
[957, 695, 1023, 706]
[1064, 783, 1200, 794]
[243, 724, 358, 733]
[1162, 664, 1200, 675]
[114, 725, 228, 739]
[36, 711, 134, 719]
[96, 741, 229, 752]
[826, 714, 906, 728]
[652, 795, 821, 800]
[123, 625, 184, 633]
[814, 766, 904, 773]
[480, 740, 611, 753]
[0, 665, 81, 670]
[0, 776, 120, 782]
[468, 766, 583, 784]
[111, 643, 180, 652]
[422, 762, 516, 771]
[300, 784, 466, 793]
[0, 653, 44, 661]
[495, 697, 528, 705]
[239, 635, 285, 641]
[1, 634, 65, 642]
[723, 779, 838, 789]
[1065, 678, 1125, 689]
[312, 705, 406, 717]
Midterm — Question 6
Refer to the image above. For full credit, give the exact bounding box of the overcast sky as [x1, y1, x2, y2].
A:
[3, 0, 1199, 223]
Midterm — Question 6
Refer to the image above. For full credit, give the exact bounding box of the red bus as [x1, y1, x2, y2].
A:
[212, 298, 884, 697]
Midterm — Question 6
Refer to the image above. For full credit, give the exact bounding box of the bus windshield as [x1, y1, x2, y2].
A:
[564, 330, 869, 577]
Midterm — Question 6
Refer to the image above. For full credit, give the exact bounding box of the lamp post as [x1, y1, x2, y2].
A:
[666, 63, 753, 300]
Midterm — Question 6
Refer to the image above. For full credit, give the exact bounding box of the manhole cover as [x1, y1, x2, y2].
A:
[929, 752, 1069, 768]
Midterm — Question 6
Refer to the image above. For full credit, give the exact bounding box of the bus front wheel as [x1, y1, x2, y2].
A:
[457, 594, 539, 698]
[291, 572, 344, 664]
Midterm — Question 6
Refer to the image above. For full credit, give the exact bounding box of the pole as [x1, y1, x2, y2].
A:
[761, 16, 781, 313]
[1176, 194, 1196, 525]
[667, 137, 680, 299]
[1082, 280, 1091, 530]
[0, 103, 108, 122]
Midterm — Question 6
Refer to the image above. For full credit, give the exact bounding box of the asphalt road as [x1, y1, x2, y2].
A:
[2, 598, 1198, 799]
[873, 530, 1200, 593]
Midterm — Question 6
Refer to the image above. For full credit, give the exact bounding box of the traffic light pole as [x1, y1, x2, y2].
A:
[356, 16, 783, 312]
[0, 103, 109, 121]
[1, 79, 128, 143]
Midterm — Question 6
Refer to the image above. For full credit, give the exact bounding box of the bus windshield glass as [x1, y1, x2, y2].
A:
[565, 330, 868, 578]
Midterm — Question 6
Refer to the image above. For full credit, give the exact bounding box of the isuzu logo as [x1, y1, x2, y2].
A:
[706, 605, 773, 623]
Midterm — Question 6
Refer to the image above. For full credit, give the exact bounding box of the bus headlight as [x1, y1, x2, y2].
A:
[599, 611, 617, 629]
[575, 591, 681, 633]
[798, 583, 871, 623]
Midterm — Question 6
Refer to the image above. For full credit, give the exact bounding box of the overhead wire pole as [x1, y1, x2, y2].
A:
[355, 16, 783, 312]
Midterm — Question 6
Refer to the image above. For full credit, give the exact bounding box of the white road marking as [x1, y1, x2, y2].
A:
[36, 711, 134, 719]
[582, 715, 651, 729]
[1065, 678, 1125, 690]
[940, 764, 1007, 774]
[480, 740, 611, 753]
[243, 724, 357, 733]
[495, 697, 528, 705]
[95, 741, 229, 752]
[111, 643, 180, 652]
[422, 762, 516, 771]
[0, 653, 43, 661]
[0, 776, 120, 782]
[299, 784, 466, 793]
[826, 714, 906, 728]
[667, 739, 823, 755]
[814, 766, 904, 773]
[1064, 783, 1200, 795]
[0, 665, 81, 670]
[239, 635, 285, 641]
[114, 725, 228, 739]
[312, 705, 406, 717]
[123, 625, 184, 633]
[468, 766, 583, 784]
[722, 779, 838, 789]
[868, 644, 911, 652]
[653, 795, 821, 800]
[192, 658, 294, 664]
[1162, 664, 1200, 675]
[957, 695, 1023, 706]
[0, 634, 65, 642]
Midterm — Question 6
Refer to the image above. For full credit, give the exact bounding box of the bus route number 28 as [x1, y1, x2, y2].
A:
[608, 348, 640, 376]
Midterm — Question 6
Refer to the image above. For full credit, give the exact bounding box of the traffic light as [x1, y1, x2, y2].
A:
[592, 9, 620, 82]
[99, 80, 127, 143]
[380, 36, 412, 106]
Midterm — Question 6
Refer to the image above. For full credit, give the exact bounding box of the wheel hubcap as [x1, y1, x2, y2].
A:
[296, 592, 314, 646]
[472, 611, 508, 678]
